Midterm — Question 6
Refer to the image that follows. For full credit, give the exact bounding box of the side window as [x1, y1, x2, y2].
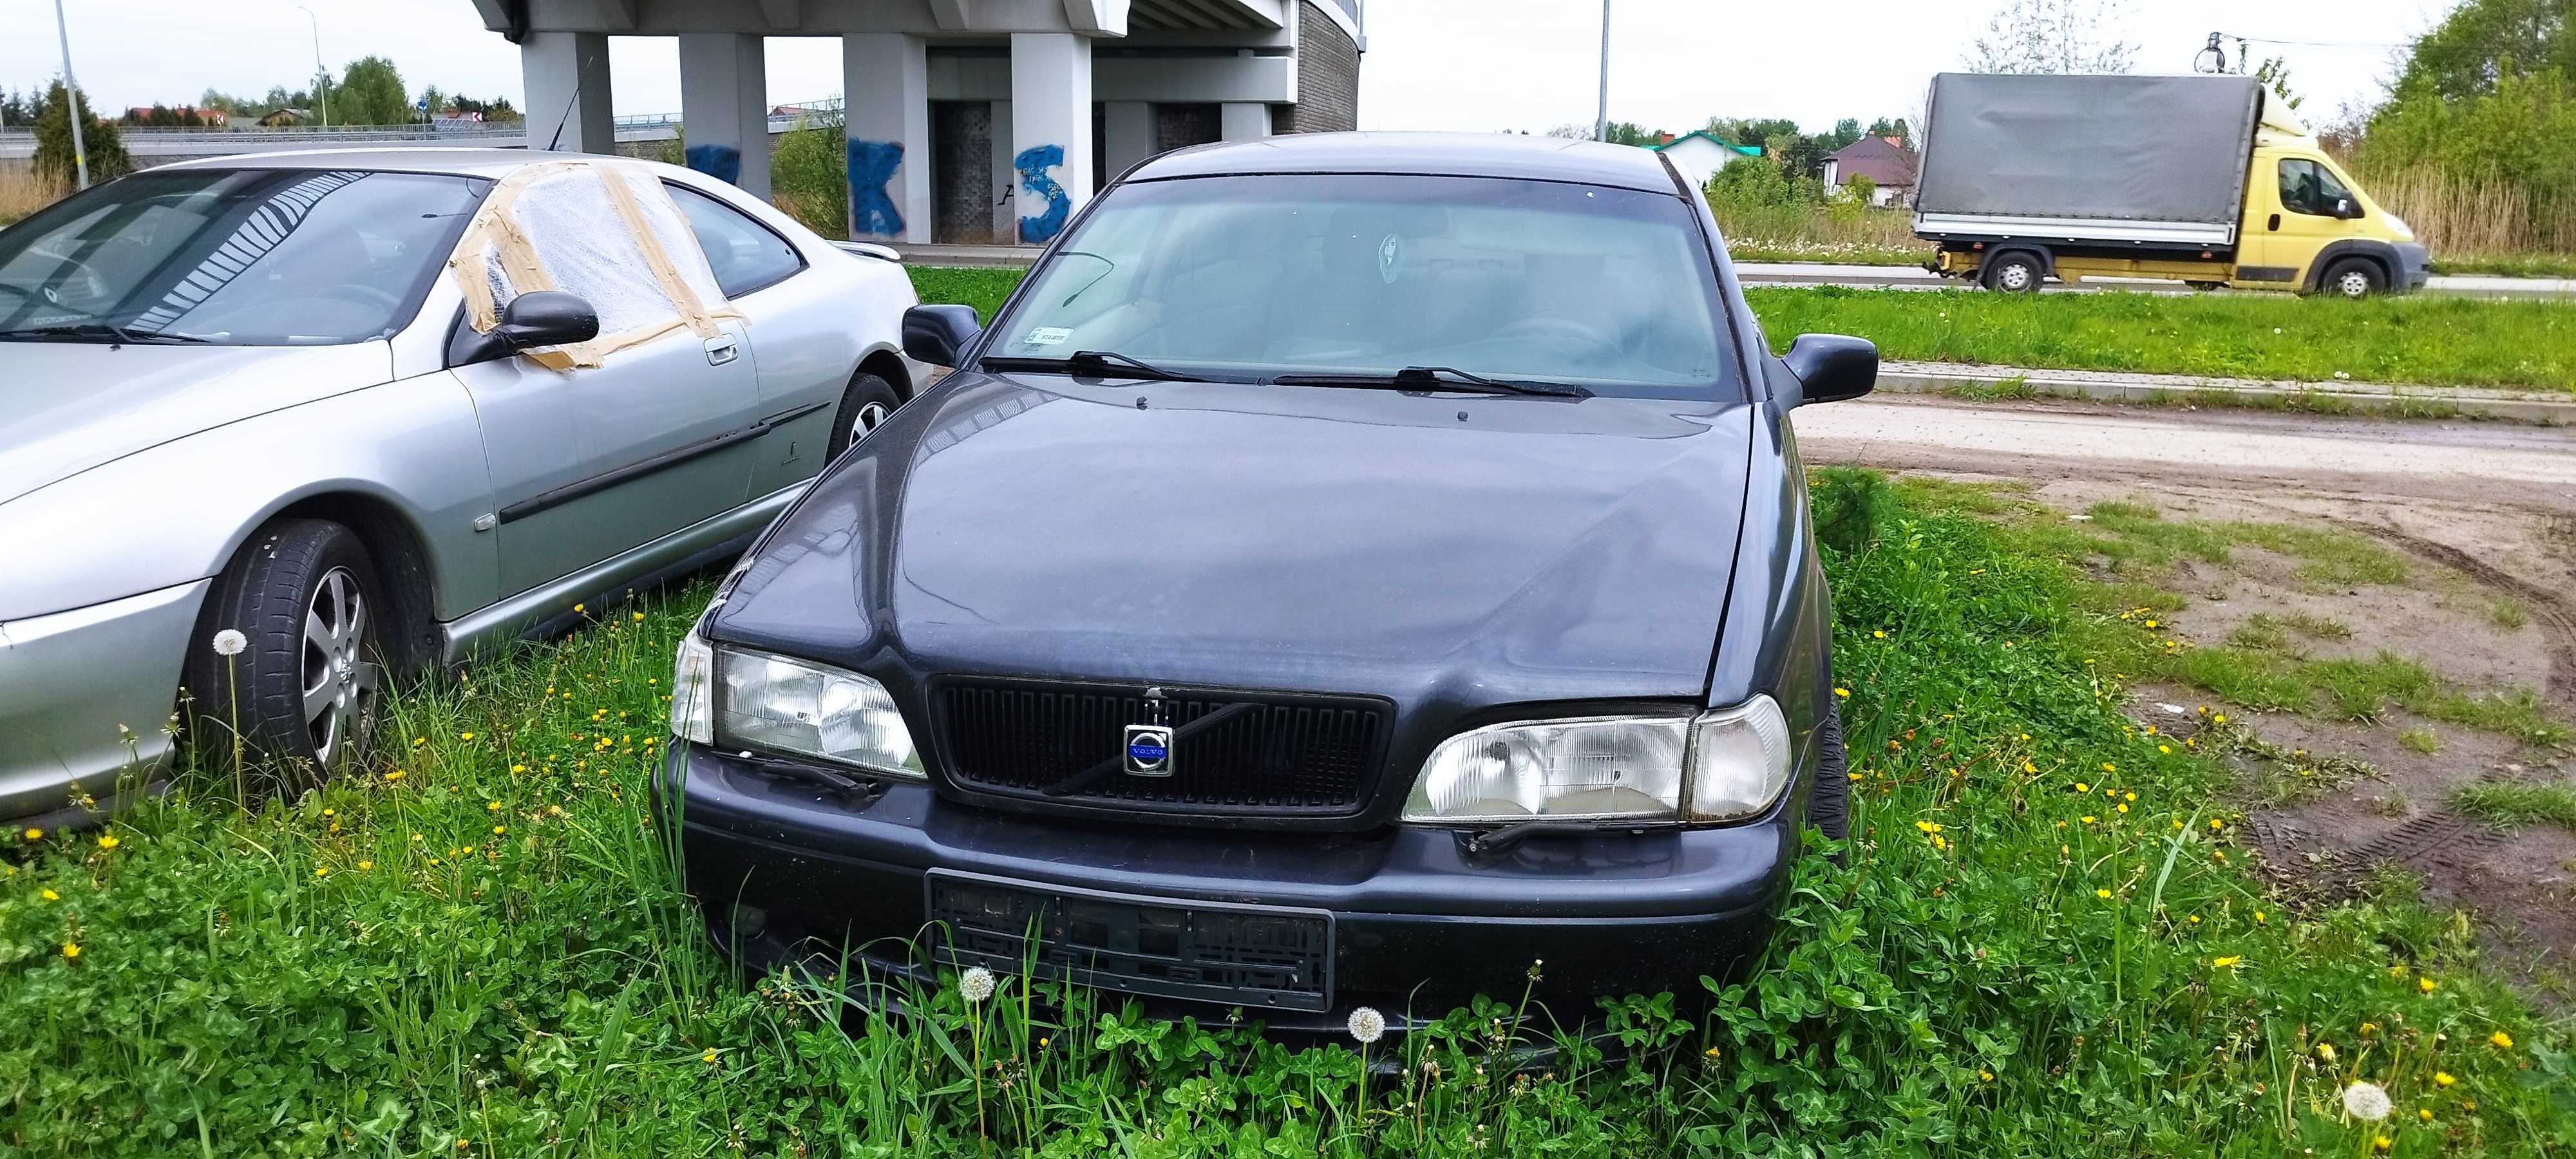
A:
[665, 182, 805, 297]
[2277, 159, 2351, 218]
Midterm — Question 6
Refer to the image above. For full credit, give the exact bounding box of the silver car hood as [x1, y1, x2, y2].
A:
[0, 341, 394, 505]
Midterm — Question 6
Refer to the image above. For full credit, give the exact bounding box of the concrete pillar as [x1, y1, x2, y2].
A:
[677, 33, 771, 198]
[522, 32, 613, 155]
[844, 33, 931, 243]
[1008, 32, 1093, 245]
[989, 100, 1016, 243]
[1220, 102, 1270, 142]
[1100, 100, 1153, 182]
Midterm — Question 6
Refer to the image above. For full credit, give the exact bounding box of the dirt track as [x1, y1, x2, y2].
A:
[1800, 395, 2576, 993]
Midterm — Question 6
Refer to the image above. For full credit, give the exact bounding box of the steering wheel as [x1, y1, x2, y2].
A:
[1488, 316, 1622, 362]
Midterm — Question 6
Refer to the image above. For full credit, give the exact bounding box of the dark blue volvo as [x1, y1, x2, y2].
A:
[662, 132, 1875, 1029]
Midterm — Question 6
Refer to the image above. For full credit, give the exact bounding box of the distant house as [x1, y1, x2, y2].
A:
[1822, 135, 1918, 207]
[256, 108, 311, 127]
[1649, 130, 1762, 191]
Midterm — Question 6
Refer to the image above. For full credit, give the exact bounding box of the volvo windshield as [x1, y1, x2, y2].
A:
[0, 168, 485, 346]
[982, 174, 1739, 401]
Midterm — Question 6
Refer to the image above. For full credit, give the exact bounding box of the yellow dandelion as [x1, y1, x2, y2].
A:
[2419, 1109, 2433, 1123]
[2213, 956, 2242, 968]
[2317, 1042, 2337, 1063]
[2373, 1136, 2391, 1151]
[702, 1049, 720, 1064]
[460, 731, 476, 741]
[1873, 630, 1886, 639]
[2420, 977, 2438, 994]
[1978, 1069, 1993, 1081]
[315, 865, 330, 877]
[2102, 762, 2117, 772]
[1703, 1046, 1721, 1057]
[2096, 888, 2112, 899]
[2081, 815, 2098, 824]
[488, 801, 502, 811]
[96, 834, 118, 849]
[573, 603, 584, 613]
[511, 764, 526, 773]
[41, 888, 59, 901]
[2158, 744, 2171, 754]
[2434, 1071, 2455, 1087]
[22, 827, 41, 840]
[2116, 804, 2129, 813]
[61, 942, 79, 959]
[493, 825, 506, 835]
[634, 612, 647, 622]
[386, 770, 406, 781]
[2254, 910, 2266, 923]
[2076, 782, 2091, 793]
[1833, 687, 1850, 698]
[2491, 1031, 2514, 1049]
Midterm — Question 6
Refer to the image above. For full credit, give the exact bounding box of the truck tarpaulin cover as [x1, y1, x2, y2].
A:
[1917, 73, 2262, 226]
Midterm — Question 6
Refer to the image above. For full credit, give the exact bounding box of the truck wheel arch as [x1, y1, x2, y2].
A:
[2302, 240, 2398, 294]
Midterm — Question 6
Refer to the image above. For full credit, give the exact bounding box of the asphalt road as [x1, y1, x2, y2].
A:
[1793, 392, 2576, 507]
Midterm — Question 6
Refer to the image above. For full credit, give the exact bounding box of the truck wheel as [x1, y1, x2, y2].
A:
[1809, 702, 1850, 843]
[1982, 252, 2044, 293]
[184, 519, 387, 789]
[2185, 280, 2228, 292]
[2323, 258, 2386, 299]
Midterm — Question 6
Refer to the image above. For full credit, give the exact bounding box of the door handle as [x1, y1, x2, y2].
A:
[2268, 214, 2281, 232]
[703, 335, 739, 366]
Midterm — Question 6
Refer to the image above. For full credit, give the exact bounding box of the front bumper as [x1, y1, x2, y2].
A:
[665, 742, 1795, 1029]
[0, 580, 206, 825]
[2394, 241, 2432, 290]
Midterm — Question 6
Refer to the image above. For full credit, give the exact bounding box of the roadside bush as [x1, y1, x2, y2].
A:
[1810, 466, 1891, 558]
[31, 79, 130, 188]
[770, 119, 849, 239]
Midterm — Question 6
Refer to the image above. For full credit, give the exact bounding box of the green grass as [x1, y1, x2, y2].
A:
[907, 267, 2576, 392]
[6, 477, 2572, 1154]
[1742, 285, 2576, 392]
[2431, 253, 2576, 279]
[2451, 779, 2576, 829]
[2400, 727, 2443, 755]
[2490, 598, 2532, 630]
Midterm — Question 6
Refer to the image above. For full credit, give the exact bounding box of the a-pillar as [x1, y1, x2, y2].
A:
[1008, 32, 1093, 245]
[843, 33, 931, 243]
[1220, 102, 1270, 142]
[1099, 101, 1153, 183]
[522, 32, 612, 155]
[677, 33, 770, 198]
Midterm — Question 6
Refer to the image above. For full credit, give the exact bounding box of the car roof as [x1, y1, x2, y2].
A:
[154, 147, 625, 180]
[1126, 131, 1685, 193]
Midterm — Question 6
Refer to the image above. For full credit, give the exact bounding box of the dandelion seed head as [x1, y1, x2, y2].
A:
[958, 966, 996, 1003]
[211, 629, 247, 656]
[1347, 1005, 1386, 1044]
[2342, 1082, 2391, 1120]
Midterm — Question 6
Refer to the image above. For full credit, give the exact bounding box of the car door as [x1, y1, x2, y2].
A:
[446, 229, 762, 598]
[2251, 155, 2365, 287]
[662, 181, 842, 500]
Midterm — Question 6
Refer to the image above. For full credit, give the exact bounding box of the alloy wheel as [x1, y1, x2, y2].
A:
[2337, 270, 2372, 298]
[300, 566, 377, 764]
[849, 400, 891, 446]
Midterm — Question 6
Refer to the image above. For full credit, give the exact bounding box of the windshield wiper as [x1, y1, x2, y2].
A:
[0, 323, 211, 345]
[1270, 365, 1592, 398]
[981, 349, 1190, 381]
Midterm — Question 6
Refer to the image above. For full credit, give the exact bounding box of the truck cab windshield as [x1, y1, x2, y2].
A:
[983, 173, 1739, 402]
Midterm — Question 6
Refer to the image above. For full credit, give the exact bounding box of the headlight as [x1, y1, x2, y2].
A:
[1401, 695, 1792, 825]
[2383, 212, 2413, 240]
[670, 632, 923, 780]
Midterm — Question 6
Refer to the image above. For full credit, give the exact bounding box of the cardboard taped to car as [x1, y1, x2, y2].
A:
[447, 159, 739, 370]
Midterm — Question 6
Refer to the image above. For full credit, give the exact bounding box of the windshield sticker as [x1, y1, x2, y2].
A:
[1377, 234, 1405, 285]
[1022, 326, 1072, 348]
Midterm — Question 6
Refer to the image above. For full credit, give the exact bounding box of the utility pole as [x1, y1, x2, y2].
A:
[52, 0, 90, 189]
[1593, 0, 1611, 143]
[298, 6, 328, 127]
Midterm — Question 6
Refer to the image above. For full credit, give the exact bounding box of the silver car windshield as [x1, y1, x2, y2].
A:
[0, 169, 486, 346]
[984, 173, 1739, 400]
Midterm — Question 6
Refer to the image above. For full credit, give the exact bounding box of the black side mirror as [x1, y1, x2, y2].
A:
[2334, 196, 2361, 219]
[902, 304, 981, 368]
[495, 290, 599, 351]
[1781, 334, 1878, 408]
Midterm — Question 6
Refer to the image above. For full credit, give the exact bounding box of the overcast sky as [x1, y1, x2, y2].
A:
[8, 0, 2456, 131]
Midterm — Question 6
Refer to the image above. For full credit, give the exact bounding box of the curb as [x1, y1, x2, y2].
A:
[1874, 364, 2576, 425]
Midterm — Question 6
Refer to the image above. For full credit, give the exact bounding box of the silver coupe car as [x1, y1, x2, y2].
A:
[0, 148, 923, 829]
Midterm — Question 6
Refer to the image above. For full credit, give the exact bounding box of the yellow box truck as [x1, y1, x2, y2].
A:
[1915, 73, 2427, 297]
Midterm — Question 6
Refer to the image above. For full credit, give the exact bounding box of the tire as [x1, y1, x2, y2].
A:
[2322, 258, 2386, 300]
[2185, 280, 2228, 292]
[1808, 701, 1851, 843]
[184, 519, 386, 786]
[824, 370, 905, 461]
[1981, 251, 2044, 293]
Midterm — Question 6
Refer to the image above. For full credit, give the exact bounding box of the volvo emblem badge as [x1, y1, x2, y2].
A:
[1124, 723, 1175, 777]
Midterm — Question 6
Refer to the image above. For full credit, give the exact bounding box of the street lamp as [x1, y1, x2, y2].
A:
[296, 5, 328, 127]
[52, 0, 90, 188]
[1593, 0, 1611, 144]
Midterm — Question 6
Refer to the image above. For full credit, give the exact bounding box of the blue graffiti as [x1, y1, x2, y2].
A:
[683, 143, 742, 185]
[846, 138, 905, 238]
[1015, 144, 1069, 244]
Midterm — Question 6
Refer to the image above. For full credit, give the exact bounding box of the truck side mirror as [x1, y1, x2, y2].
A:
[2334, 196, 2361, 219]
[1781, 334, 1878, 408]
[902, 304, 982, 368]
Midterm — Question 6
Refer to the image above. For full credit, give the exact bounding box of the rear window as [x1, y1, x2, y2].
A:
[986, 173, 1739, 401]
